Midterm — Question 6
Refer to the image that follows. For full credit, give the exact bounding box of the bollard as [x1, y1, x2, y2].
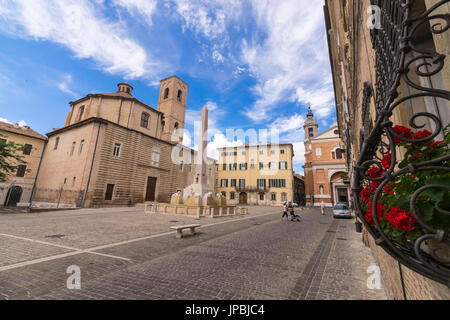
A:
[211, 208, 215, 218]
[219, 208, 223, 216]
[227, 207, 230, 216]
[197, 207, 201, 219]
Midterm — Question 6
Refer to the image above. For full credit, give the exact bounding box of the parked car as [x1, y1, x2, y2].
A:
[333, 203, 352, 218]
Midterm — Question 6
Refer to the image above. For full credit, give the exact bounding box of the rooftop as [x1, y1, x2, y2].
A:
[0, 121, 47, 141]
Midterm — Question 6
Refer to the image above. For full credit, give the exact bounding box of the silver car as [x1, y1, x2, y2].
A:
[333, 203, 352, 218]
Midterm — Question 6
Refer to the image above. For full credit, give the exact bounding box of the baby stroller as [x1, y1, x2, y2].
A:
[289, 209, 301, 222]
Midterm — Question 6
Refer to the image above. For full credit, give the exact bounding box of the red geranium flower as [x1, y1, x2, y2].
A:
[413, 130, 432, 141]
[368, 166, 384, 179]
[381, 153, 392, 169]
[386, 206, 417, 231]
[370, 181, 381, 189]
[383, 183, 395, 195]
[430, 140, 444, 148]
[360, 186, 372, 203]
[365, 201, 386, 225]
[412, 153, 422, 158]
[392, 125, 412, 143]
[360, 181, 381, 203]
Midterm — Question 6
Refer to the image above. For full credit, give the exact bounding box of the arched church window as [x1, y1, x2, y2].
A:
[174, 122, 179, 135]
[336, 148, 344, 159]
[177, 90, 182, 102]
[308, 128, 314, 137]
[164, 88, 169, 99]
[161, 121, 165, 132]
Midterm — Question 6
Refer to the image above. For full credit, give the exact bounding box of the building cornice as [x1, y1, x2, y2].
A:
[69, 94, 163, 115]
[46, 117, 176, 146]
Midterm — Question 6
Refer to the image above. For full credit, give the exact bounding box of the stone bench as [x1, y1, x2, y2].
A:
[170, 224, 201, 239]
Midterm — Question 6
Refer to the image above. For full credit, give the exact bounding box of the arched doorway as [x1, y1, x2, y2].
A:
[239, 192, 247, 204]
[4, 186, 23, 207]
[330, 172, 350, 205]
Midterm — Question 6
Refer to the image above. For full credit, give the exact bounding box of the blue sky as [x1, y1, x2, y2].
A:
[0, 0, 336, 174]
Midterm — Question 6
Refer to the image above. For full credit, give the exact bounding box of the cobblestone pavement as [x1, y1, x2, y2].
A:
[0, 206, 387, 300]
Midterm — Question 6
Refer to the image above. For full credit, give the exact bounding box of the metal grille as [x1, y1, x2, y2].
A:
[354, 0, 450, 285]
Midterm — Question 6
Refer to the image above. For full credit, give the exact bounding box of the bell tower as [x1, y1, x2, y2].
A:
[157, 75, 189, 143]
[303, 104, 319, 162]
[304, 105, 318, 141]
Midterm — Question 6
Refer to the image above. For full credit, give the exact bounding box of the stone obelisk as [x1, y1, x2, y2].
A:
[197, 105, 208, 189]
[183, 105, 213, 199]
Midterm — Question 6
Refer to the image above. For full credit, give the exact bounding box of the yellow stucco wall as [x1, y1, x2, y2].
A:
[216, 144, 294, 206]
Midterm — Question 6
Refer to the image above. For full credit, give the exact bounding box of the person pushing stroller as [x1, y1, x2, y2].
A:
[288, 202, 300, 222]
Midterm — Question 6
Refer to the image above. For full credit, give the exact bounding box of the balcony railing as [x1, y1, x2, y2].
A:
[234, 186, 268, 192]
[353, 0, 450, 286]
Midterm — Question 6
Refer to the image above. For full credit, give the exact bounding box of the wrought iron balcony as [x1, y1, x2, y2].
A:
[354, 0, 450, 286]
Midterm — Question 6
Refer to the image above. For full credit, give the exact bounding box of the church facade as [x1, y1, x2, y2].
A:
[303, 107, 350, 207]
[33, 76, 216, 208]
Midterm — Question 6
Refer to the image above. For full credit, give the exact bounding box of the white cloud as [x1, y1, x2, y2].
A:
[18, 120, 27, 127]
[205, 101, 219, 111]
[113, 0, 158, 26]
[185, 100, 227, 136]
[265, 113, 306, 173]
[212, 49, 225, 64]
[242, 0, 335, 121]
[207, 133, 244, 160]
[0, 117, 27, 127]
[293, 141, 305, 174]
[295, 83, 335, 119]
[57, 74, 78, 97]
[269, 113, 305, 135]
[0, 0, 157, 79]
[173, 0, 242, 39]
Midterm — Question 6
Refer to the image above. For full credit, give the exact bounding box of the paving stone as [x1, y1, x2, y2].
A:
[0, 206, 387, 300]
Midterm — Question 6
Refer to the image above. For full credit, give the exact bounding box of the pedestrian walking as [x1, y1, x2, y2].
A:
[320, 200, 325, 215]
[282, 202, 289, 221]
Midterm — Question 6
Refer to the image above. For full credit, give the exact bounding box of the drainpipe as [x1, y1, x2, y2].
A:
[27, 141, 47, 213]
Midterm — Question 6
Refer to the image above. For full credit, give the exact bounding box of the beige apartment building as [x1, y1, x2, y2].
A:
[33, 76, 215, 208]
[0, 122, 47, 207]
[216, 144, 295, 206]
